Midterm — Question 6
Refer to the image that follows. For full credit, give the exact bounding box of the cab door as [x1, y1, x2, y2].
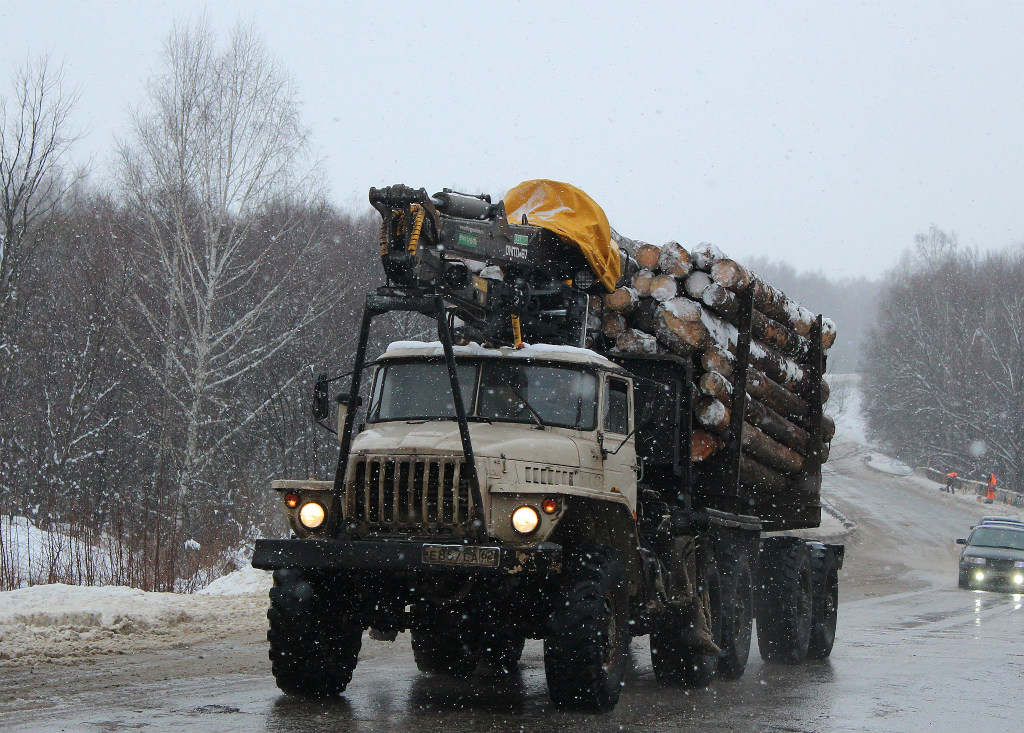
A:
[602, 375, 638, 510]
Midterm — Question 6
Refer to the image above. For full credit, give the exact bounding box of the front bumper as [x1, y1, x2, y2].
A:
[252, 537, 562, 575]
[961, 565, 1024, 590]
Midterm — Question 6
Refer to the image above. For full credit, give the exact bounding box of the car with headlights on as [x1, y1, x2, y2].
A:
[957, 524, 1024, 591]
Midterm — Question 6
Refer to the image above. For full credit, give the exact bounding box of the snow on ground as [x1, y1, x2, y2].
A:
[827, 373, 868, 445]
[864, 452, 914, 476]
[0, 568, 272, 664]
[0, 515, 114, 587]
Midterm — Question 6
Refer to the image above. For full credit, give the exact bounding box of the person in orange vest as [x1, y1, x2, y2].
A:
[985, 473, 997, 503]
[945, 471, 958, 493]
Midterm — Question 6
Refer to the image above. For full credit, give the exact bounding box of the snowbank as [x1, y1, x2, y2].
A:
[0, 568, 271, 663]
[197, 565, 272, 596]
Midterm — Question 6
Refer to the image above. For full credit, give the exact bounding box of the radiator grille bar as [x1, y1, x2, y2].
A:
[345, 456, 473, 536]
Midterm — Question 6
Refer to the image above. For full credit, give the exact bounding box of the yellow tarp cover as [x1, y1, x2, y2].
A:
[504, 179, 620, 293]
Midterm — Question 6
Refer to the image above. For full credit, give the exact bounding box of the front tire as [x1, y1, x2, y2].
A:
[756, 539, 813, 664]
[544, 546, 630, 710]
[267, 568, 362, 696]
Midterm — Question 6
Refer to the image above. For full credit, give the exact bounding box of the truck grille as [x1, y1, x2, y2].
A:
[344, 456, 474, 536]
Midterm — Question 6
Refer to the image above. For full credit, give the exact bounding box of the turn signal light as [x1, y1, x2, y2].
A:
[285, 493, 300, 508]
[541, 498, 559, 515]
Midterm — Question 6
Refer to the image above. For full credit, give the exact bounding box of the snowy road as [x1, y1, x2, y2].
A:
[2, 443, 1023, 733]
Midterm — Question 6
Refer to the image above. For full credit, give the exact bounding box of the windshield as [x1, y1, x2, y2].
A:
[968, 527, 1024, 551]
[369, 359, 598, 430]
[368, 362, 476, 421]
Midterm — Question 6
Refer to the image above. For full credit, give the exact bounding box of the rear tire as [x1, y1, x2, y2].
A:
[717, 549, 754, 678]
[267, 568, 362, 696]
[807, 545, 838, 659]
[544, 546, 630, 710]
[650, 542, 721, 687]
[479, 631, 526, 673]
[756, 539, 813, 665]
[411, 620, 482, 677]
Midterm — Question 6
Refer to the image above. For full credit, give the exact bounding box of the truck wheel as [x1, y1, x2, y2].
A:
[756, 539, 813, 665]
[807, 545, 838, 659]
[650, 543, 721, 688]
[267, 568, 362, 696]
[479, 631, 526, 673]
[544, 545, 630, 710]
[717, 551, 753, 679]
[410, 622, 482, 677]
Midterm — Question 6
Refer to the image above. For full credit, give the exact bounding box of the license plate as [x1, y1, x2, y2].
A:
[422, 544, 500, 568]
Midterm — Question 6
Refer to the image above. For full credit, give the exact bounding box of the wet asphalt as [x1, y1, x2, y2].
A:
[2, 452, 1023, 733]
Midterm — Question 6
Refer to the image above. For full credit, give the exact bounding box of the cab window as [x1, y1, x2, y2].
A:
[603, 378, 630, 435]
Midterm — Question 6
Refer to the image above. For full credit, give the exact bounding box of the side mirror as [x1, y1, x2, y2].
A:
[312, 373, 330, 421]
[955, 538, 967, 545]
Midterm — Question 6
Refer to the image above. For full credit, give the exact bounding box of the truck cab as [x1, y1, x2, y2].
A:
[279, 342, 638, 547]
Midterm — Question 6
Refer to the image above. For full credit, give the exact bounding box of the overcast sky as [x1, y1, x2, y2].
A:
[4, 1, 1023, 278]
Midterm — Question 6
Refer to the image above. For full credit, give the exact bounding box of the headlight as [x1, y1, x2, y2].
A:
[1014, 574, 1024, 586]
[511, 505, 540, 534]
[975, 571, 986, 581]
[298, 501, 326, 529]
[963, 556, 986, 565]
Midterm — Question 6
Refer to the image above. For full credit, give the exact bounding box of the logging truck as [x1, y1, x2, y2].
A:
[252, 181, 844, 711]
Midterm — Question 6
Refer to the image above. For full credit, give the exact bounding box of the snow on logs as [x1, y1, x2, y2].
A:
[710, 258, 837, 349]
[604, 286, 640, 314]
[591, 238, 836, 482]
[657, 241, 692, 278]
[696, 398, 800, 468]
[634, 242, 663, 271]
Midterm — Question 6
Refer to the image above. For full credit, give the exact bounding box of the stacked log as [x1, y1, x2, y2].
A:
[584, 238, 836, 493]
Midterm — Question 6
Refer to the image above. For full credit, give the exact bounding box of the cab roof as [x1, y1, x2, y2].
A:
[382, 340, 619, 369]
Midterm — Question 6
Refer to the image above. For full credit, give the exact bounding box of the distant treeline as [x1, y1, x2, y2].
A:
[861, 228, 1024, 489]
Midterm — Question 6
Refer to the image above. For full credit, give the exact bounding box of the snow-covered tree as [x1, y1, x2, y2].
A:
[117, 20, 341, 543]
[862, 229, 1024, 488]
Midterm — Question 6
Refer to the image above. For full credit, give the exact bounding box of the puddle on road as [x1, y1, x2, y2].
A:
[887, 592, 1019, 631]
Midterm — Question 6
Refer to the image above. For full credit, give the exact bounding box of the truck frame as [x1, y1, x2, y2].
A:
[252, 185, 843, 710]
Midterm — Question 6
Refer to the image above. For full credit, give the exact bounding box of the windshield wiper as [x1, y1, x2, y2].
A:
[508, 385, 546, 429]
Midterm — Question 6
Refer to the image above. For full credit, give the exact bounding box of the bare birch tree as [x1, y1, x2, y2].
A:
[117, 21, 341, 543]
[0, 57, 81, 356]
[0, 56, 82, 503]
